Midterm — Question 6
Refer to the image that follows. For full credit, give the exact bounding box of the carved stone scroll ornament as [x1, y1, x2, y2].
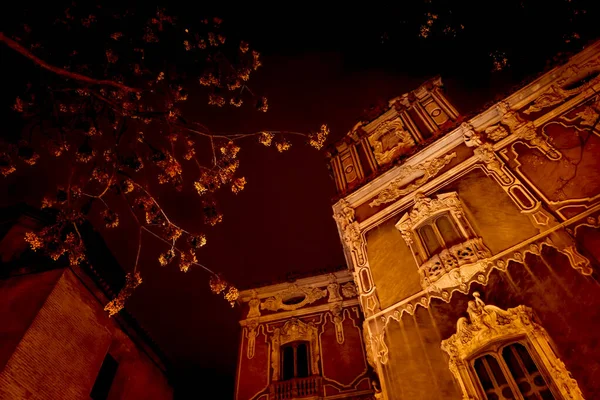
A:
[473, 143, 513, 185]
[523, 84, 568, 115]
[497, 101, 527, 132]
[462, 122, 483, 148]
[271, 318, 320, 381]
[368, 117, 416, 165]
[261, 284, 327, 312]
[441, 293, 584, 400]
[371, 333, 389, 365]
[515, 122, 562, 160]
[341, 281, 358, 298]
[369, 152, 457, 207]
[334, 199, 366, 265]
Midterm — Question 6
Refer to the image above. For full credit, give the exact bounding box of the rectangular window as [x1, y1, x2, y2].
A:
[90, 353, 119, 400]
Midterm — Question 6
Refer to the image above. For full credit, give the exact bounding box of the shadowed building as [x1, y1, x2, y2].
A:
[0, 204, 173, 399]
[237, 41, 600, 399]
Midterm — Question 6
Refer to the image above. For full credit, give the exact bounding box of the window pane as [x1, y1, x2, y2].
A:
[418, 224, 442, 255]
[474, 358, 494, 390]
[502, 346, 526, 379]
[485, 355, 508, 385]
[514, 343, 539, 374]
[282, 346, 294, 380]
[436, 215, 462, 247]
[297, 343, 309, 378]
[503, 343, 554, 400]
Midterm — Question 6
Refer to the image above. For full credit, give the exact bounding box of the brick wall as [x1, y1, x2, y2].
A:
[0, 269, 173, 400]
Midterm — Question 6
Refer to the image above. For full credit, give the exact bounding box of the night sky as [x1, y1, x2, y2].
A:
[1, 1, 599, 399]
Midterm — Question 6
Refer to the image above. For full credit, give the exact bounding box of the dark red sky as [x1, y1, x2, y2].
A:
[1, 2, 599, 399]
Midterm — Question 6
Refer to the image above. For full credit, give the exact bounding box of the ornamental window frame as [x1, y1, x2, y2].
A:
[441, 293, 584, 400]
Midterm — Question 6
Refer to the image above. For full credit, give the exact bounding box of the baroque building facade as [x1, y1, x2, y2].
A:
[237, 41, 600, 399]
[330, 41, 600, 400]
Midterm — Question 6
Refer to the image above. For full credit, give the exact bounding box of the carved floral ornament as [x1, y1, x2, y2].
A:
[271, 318, 320, 381]
[441, 293, 584, 400]
[369, 152, 457, 207]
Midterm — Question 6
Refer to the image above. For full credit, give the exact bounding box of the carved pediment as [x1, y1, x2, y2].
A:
[368, 117, 416, 165]
[260, 284, 327, 312]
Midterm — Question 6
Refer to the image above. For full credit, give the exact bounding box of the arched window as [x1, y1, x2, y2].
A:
[472, 341, 555, 400]
[281, 341, 310, 380]
[416, 213, 464, 257]
[441, 293, 583, 400]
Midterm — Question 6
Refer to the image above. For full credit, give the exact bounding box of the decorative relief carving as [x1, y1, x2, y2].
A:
[462, 122, 483, 148]
[247, 290, 261, 319]
[326, 274, 343, 303]
[368, 117, 416, 165]
[371, 333, 389, 365]
[271, 318, 320, 380]
[498, 101, 527, 131]
[261, 284, 327, 312]
[419, 238, 492, 290]
[514, 122, 562, 160]
[523, 84, 568, 115]
[473, 143, 513, 185]
[484, 124, 509, 142]
[369, 152, 457, 207]
[334, 199, 366, 265]
[246, 320, 259, 359]
[341, 282, 358, 298]
[330, 303, 345, 344]
[561, 102, 600, 128]
[441, 293, 584, 400]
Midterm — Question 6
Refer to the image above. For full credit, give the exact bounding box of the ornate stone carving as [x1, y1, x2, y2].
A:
[261, 284, 327, 312]
[561, 102, 600, 128]
[341, 282, 358, 298]
[247, 290, 261, 319]
[419, 238, 492, 289]
[371, 333, 389, 365]
[369, 152, 457, 207]
[330, 303, 345, 344]
[368, 117, 416, 165]
[515, 122, 562, 160]
[334, 199, 366, 265]
[271, 318, 320, 380]
[473, 143, 513, 185]
[523, 84, 568, 114]
[362, 323, 376, 370]
[484, 124, 509, 142]
[441, 293, 584, 400]
[498, 101, 526, 131]
[246, 320, 258, 359]
[462, 122, 483, 148]
[327, 274, 343, 303]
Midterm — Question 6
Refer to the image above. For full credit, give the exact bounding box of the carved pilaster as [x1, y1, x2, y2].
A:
[473, 143, 513, 185]
[334, 199, 367, 266]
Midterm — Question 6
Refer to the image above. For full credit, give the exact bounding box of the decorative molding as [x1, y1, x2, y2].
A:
[334, 199, 367, 265]
[261, 284, 327, 312]
[514, 122, 562, 160]
[371, 333, 389, 365]
[246, 320, 259, 359]
[369, 152, 457, 207]
[247, 290, 261, 319]
[271, 318, 320, 381]
[368, 117, 416, 165]
[560, 101, 600, 128]
[473, 143, 513, 185]
[441, 293, 584, 400]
